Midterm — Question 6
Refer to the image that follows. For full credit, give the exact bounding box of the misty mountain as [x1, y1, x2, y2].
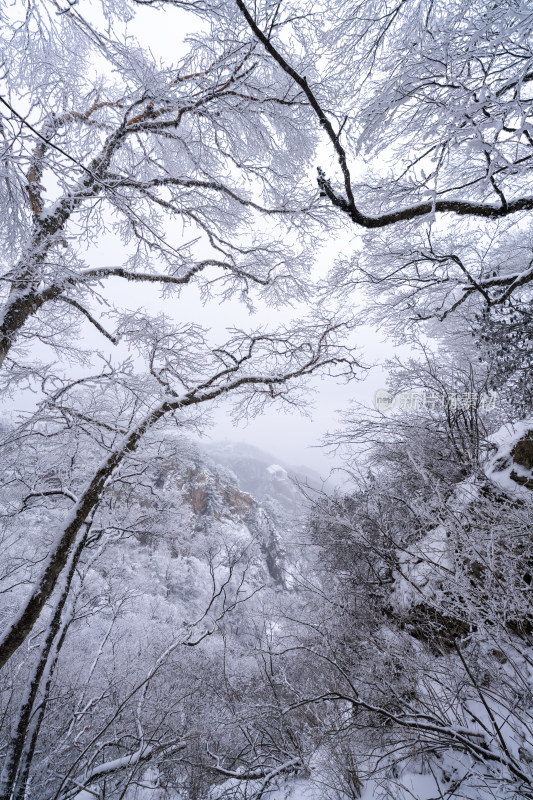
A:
[150, 438, 317, 589]
[201, 440, 324, 514]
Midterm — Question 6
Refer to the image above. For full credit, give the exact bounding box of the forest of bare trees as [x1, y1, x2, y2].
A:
[1, 1, 532, 798]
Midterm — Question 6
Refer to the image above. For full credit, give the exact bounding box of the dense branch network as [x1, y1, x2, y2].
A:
[0, 32, 309, 368]
[0, 317, 357, 671]
[235, 0, 533, 315]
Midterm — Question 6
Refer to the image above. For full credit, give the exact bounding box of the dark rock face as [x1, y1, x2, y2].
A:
[175, 465, 257, 520]
[512, 431, 533, 471]
[509, 471, 533, 490]
[510, 430, 533, 489]
[402, 604, 472, 653]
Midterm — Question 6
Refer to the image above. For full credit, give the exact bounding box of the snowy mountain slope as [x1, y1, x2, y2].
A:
[485, 418, 533, 495]
[201, 441, 324, 514]
[16, 426, 533, 800]
[159, 439, 310, 587]
[1, 433, 322, 800]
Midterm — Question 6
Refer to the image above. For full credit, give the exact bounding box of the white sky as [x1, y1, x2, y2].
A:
[79, 228, 399, 478]
[120, 3, 404, 476]
[4, 1, 405, 480]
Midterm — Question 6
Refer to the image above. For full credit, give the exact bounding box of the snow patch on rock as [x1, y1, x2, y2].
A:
[266, 464, 288, 479]
[485, 418, 533, 496]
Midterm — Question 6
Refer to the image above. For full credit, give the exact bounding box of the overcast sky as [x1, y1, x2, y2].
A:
[83, 229, 399, 478]
[3, 2, 404, 480]
[120, 4, 405, 475]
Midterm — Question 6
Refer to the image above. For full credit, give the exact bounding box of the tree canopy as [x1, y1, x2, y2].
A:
[1, 1, 533, 799]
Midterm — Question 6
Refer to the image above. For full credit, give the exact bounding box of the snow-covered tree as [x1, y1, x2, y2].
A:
[0, 3, 359, 798]
[300, 395, 533, 798]
[231, 0, 533, 330]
